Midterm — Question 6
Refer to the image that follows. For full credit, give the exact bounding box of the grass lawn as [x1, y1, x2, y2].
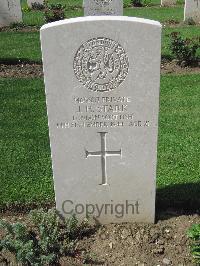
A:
[0, 0, 197, 63]
[19, 0, 186, 26]
[0, 79, 54, 206]
[157, 74, 200, 203]
[124, 6, 184, 22]
[0, 74, 199, 208]
[0, 26, 199, 63]
[22, 6, 184, 26]
[0, 32, 41, 63]
[162, 26, 200, 59]
[1, 0, 199, 63]
[20, 0, 184, 8]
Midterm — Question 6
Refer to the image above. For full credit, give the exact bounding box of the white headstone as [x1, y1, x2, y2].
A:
[0, 0, 22, 27]
[41, 16, 161, 224]
[27, 0, 44, 8]
[184, 0, 200, 23]
[161, 0, 176, 6]
[84, 0, 123, 16]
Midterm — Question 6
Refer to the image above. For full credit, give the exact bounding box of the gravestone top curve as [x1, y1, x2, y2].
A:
[41, 16, 161, 31]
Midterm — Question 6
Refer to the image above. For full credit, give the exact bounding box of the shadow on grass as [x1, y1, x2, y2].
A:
[0, 58, 42, 65]
[161, 54, 174, 62]
[156, 182, 200, 212]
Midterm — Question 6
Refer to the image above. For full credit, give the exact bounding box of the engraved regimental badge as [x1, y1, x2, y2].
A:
[73, 37, 129, 92]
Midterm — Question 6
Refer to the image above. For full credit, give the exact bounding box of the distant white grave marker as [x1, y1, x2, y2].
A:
[83, 0, 123, 16]
[0, 0, 22, 27]
[161, 0, 176, 6]
[41, 16, 161, 224]
[27, 0, 44, 8]
[184, 0, 200, 23]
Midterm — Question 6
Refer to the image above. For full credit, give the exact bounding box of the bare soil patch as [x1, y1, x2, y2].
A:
[0, 211, 199, 265]
[161, 60, 200, 75]
[0, 26, 39, 33]
[0, 63, 43, 78]
[0, 61, 200, 79]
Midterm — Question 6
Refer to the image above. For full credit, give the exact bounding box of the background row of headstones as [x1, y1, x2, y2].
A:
[27, 0, 44, 7]
[0, 0, 22, 27]
[0, 0, 42, 27]
[85, 0, 200, 22]
[0, 1, 199, 27]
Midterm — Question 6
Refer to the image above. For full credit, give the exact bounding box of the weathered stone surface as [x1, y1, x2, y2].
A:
[27, 0, 44, 8]
[41, 16, 161, 224]
[161, 0, 176, 6]
[0, 0, 22, 27]
[184, 0, 200, 23]
[83, 0, 123, 16]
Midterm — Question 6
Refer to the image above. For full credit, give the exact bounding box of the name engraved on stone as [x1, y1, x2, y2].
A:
[92, 7, 114, 15]
[85, 132, 122, 185]
[73, 37, 129, 92]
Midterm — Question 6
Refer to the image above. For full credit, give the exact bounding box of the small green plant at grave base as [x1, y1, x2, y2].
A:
[169, 32, 199, 66]
[142, 0, 151, 6]
[22, 5, 31, 13]
[176, 0, 184, 4]
[187, 224, 200, 264]
[166, 19, 179, 25]
[123, 2, 131, 8]
[9, 22, 26, 29]
[123, 0, 133, 8]
[0, 209, 93, 265]
[184, 17, 196, 26]
[31, 2, 45, 10]
[44, 3, 66, 23]
[131, 0, 143, 7]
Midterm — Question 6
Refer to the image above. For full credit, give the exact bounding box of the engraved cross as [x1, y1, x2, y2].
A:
[85, 132, 122, 185]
